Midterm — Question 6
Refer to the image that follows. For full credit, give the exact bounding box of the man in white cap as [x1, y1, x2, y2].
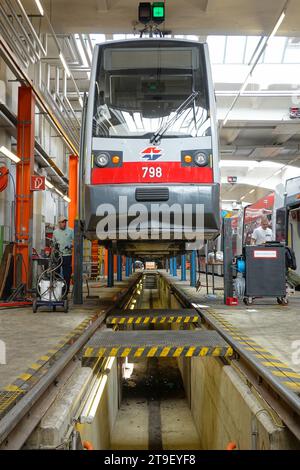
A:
[53, 216, 74, 297]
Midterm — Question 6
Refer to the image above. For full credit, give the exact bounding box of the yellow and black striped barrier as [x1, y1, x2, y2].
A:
[82, 329, 233, 362]
[106, 308, 199, 326]
[83, 344, 233, 359]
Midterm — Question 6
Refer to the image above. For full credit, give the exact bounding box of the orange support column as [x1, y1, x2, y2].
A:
[104, 248, 108, 277]
[68, 154, 78, 229]
[15, 85, 35, 289]
[68, 154, 78, 276]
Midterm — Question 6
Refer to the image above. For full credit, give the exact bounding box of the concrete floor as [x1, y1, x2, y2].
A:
[111, 359, 200, 450]
[166, 270, 300, 374]
[0, 277, 135, 388]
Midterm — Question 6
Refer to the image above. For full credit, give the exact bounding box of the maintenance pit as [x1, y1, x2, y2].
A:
[20, 273, 300, 451]
[2, 0, 300, 457]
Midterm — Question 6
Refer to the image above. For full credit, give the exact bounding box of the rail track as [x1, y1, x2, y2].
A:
[0, 271, 300, 449]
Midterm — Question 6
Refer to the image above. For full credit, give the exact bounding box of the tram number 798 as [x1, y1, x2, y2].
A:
[142, 167, 162, 178]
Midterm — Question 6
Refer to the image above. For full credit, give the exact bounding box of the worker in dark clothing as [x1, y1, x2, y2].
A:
[53, 216, 74, 297]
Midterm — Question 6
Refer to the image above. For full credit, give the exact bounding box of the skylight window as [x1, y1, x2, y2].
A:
[225, 36, 246, 63]
[207, 36, 225, 63]
[264, 37, 286, 63]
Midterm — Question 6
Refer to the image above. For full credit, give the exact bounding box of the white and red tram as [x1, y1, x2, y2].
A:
[83, 38, 220, 258]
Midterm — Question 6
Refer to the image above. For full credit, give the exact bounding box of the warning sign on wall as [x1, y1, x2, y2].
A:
[30, 175, 45, 191]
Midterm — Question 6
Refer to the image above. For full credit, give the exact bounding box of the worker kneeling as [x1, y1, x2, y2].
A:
[53, 216, 74, 298]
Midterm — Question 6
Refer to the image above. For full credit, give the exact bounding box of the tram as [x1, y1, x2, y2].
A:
[82, 38, 220, 258]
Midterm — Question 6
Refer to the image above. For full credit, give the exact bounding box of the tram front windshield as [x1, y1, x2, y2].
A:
[92, 41, 210, 139]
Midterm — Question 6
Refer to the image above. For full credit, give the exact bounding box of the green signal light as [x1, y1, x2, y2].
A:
[153, 6, 164, 17]
[152, 2, 165, 22]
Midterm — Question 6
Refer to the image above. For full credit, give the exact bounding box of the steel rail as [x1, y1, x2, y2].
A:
[162, 273, 300, 419]
[0, 273, 142, 446]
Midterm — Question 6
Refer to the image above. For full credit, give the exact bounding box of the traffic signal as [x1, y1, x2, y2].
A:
[139, 2, 152, 24]
[152, 2, 165, 23]
[138, 2, 165, 25]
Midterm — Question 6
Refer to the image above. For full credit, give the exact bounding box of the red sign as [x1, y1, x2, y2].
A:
[30, 175, 45, 191]
[227, 176, 237, 184]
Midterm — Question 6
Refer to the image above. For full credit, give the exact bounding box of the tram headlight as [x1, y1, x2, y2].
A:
[194, 152, 208, 167]
[95, 152, 109, 168]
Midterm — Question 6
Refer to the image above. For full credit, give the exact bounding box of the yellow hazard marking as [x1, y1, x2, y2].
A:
[121, 348, 131, 357]
[84, 347, 94, 357]
[199, 347, 209, 356]
[148, 347, 158, 357]
[173, 347, 184, 357]
[97, 348, 106, 358]
[160, 317, 166, 323]
[244, 347, 267, 352]
[119, 318, 126, 324]
[282, 381, 300, 390]
[261, 361, 291, 369]
[186, 347, 196, 357]
[134, 348, 144, 357]
[143, 317, 150, 324]
[184, 317, 190, 323]
[212, 347, 222, 356]
[109, 348, 119, 357]
[272, 370, 300, 379]
[161, 347, 171, 357]
[239, 341, 257, 345]
[111, 318, 117, 324]
[225, 347, 234, 357]
[128, 317, 134, 324]
[253, 353, 278, 359]
[39, 355, 50, 361]
[18, 373, 32, 381]
[176, 316, 183, 323]
[136, 317, 142, 324]
[30, 363, 42, 370]
[193, 316, 199, 322]
[169, 316, 175, 322]
[4, 385, 23, 392]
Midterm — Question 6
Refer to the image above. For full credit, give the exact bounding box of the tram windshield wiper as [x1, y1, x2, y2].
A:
[150, 91, 199, 144]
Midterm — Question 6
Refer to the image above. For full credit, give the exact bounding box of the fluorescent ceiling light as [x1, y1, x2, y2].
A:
[268, 11, 286, 42]
[249, 189, 255, 194]
[240, 75, 251, 95]
[55, 187, 64, 197]
[45, 179, 54, 189]
[240, 196, 245, 201]
[223, 115, 229, 126]
[45, 178, 69, 201]
[59, 52, 71, 78]
[78, 96, 83, 107]
[35, 0, 44, 16]
[0, 145, 20, 163]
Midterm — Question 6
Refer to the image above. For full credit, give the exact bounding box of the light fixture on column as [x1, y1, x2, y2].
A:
[59, 52, 71, 78]
[34, 0, 44, 16]
[0, 146, 21, 163]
